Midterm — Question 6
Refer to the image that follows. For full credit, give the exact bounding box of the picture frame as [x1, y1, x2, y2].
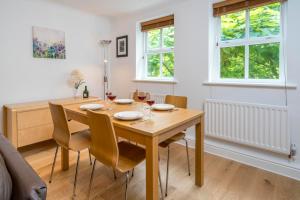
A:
[116, 35, 128, 57]
[32, 26, 66, 59]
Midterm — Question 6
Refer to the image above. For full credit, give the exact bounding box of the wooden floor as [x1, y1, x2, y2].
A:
[20, 140, 300, 200]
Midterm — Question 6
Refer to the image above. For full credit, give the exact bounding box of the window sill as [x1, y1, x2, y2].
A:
[133, 79, 178, 84]
[203, 81, 297, 89]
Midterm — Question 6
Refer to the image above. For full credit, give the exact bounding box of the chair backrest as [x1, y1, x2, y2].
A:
[132, 90, 150, 102]
[87, 110, 119, 168]
[48, 102, 71, 148]
[165, 95, 188, 109]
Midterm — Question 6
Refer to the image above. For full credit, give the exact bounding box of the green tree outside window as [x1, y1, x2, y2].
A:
[146, 26, 174, 78]
[220, 3, 281, 80]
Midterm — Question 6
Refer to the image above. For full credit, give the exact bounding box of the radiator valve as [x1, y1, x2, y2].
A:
[289, 144, 297, 159]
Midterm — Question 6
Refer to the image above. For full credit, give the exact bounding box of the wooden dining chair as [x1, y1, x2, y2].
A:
[159, 95, 190, 197]
[86, 110, 164, 200]
[132, 90, 150, 102]
[48, 102, 92, 197]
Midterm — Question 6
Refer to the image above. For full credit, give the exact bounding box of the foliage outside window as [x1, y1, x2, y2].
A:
[145, 26, 174, 79]
[217, 3, 283, 82]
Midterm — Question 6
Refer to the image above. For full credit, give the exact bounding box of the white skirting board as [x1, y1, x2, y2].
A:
[176, 138, 300, 181]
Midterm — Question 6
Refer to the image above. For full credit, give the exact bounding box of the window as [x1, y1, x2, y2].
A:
[214, 2, 285, 82]
[138, 15, 175, 80]
[144, 26, 175, 79]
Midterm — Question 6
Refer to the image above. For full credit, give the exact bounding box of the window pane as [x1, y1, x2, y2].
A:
[162, 52, 174, 77]
[221, 11, 246, 41]
[163, 26, 174, 48]
[250, 3, 281, 38]
[147, 29, 160, 49]
[221, 46, 245, 79]
[249, 43, 280, 79]
[147, 54, 160, 77]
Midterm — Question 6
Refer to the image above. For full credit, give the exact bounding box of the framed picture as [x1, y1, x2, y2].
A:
[32, 26, 66, 59]
[116, 35, 128, 57]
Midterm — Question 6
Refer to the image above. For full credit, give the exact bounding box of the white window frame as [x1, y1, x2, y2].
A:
[142, 26, 175, 80]
[212, 3, 286, 84]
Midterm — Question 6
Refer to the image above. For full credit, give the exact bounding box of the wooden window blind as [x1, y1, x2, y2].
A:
[213, 0, 287, 17]
[141, 15, 174, 32]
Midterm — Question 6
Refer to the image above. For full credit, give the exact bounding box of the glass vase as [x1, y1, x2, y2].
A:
[73, 88, 79, 99]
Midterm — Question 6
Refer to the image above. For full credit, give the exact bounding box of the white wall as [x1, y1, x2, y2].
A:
[110, 0, 300, 179]
[0, 0, 112, 131]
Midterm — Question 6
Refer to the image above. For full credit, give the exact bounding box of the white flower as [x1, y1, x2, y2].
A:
[68, 69, 85, 89]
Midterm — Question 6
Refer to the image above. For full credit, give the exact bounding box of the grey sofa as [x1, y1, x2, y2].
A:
[0, 133, 47, 200]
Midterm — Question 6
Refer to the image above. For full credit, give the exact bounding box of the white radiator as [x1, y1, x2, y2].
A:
[204, 99, 290, 155]
[150, 94, 165, 104]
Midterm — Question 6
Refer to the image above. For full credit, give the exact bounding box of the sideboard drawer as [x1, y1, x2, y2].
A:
[17, 109, 52, 130]
[18, 124, 53, 147]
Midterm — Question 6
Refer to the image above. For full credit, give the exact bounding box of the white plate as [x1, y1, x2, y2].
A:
[151, 104, 175, 111]
[113, 111, 144, 121]
[80, 104, 104, 111]
[114, 99, 134, 104]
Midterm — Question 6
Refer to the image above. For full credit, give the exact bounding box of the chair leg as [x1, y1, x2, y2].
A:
[88, 159, 97, 199]
[184, 138, 191, 176]
[113, 168, 117, 180]
[124, 172, 130, 200]
[88, 148, 92, 166]
[131, 168, 134, 178]
[73, 151, 80, 197]
[49, 145, 59, 183]
[158, 167, 164, 200]
[165, 145, 170, 197]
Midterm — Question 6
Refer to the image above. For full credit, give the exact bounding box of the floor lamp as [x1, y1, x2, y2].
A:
[99, 40, 112, 100]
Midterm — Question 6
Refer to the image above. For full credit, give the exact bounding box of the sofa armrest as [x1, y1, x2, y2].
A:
[0, 134, 47, 200]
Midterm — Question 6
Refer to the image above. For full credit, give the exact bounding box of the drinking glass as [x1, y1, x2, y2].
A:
[146, 99, 155, 119]
[137, 93, 146, 101]
[106, 92, 116, 110]
[137, 92, 147, 112]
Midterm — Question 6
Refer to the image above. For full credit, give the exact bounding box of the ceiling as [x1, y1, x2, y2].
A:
[46, 0, 184, 17]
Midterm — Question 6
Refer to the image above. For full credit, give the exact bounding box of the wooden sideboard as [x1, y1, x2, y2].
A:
[3, 97, 99, 148]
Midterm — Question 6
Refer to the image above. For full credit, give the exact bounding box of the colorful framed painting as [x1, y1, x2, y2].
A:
[32, 26, 66, 59]
[116, 35, 128, 57]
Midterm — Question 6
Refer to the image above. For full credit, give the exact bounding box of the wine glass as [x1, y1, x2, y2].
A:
[146, 99, 155, 119]
[137, 92, 147, 111]
[137, 93, 146, 102]
[106, 92, 117, 110]
[107, 94, 117, 102]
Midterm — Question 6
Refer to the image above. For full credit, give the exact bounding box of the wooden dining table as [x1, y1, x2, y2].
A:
[63, 100, 205, 200]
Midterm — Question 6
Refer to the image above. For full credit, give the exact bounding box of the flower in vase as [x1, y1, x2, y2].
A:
[68, 69, 85, 89]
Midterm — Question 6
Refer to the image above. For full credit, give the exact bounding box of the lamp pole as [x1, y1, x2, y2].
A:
[99, 40, 112, 100]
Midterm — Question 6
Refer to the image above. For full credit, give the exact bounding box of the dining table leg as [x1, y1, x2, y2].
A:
[145, 136, 159, 200]
[195, 116, 204, 186]
[61, 147, 69, 171]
